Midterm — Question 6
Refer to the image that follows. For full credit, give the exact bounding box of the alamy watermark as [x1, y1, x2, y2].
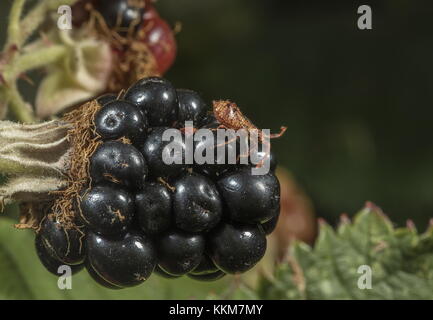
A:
[57, 5, 72, 30]
[57, 265, 73, 290]
[357, 265, 372, 289]
[357, 5, 372, 30]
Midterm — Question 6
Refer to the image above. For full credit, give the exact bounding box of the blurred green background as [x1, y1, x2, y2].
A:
[0, 0, 433, 299]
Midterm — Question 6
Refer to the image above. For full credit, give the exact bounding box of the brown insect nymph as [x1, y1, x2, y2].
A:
[212, 100, 287, 167]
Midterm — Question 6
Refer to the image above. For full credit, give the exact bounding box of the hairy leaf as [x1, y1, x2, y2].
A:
[240, 203, 433, 300]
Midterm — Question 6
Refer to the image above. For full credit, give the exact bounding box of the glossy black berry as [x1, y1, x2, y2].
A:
[157, 230, 205, 276]
[176, 89, 208, 127]
[246, 148, 277, 173]
[93, 0, 145, 35]
[96, 93, 117, 107]
[90, 141, 147, 189]
[85, 261, 122, 289]
[79, 185, 134, 235]
[35, 237, 84, 276]
[187, 270, 225, 282]
[217, 168, 280, 223]
[189, 255, 220, 275]
[94, 100, 147, 143]
[136, 182, 172, 236]
[208, 223, 266, 274]
[86, 231, 156, 287]
[173, 173, 222, 233]
[261, 211, 280, 235]
[124, 77, 178, 126]
[140, 127, 186, 179]
[36, 215, 85, 265]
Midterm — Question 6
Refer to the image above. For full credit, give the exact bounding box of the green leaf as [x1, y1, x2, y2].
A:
[242, 203, 433, 300]
[0, 217, 228, 300]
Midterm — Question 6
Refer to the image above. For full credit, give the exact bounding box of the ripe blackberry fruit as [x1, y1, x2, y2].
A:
[31, 76, 284, 287]
[208, 223, 267, 274]
[157, 230, 205, 276]
[86, 231, 156, 287]
[93, 0, 146, 35]
[35, 238, 84, 276]
[36, 215, 85, 265]
[217, 167, 280, 223]
[124, 77, 178, 126]
[140, 127, 186, 179]
[79, 184, 134, 235]
[136, 182, 172, 236]
[176, 89, 208, 127]
[173, 173, 222, 233]
[94, 100, 147, 143]
[90, 141, 148, 189]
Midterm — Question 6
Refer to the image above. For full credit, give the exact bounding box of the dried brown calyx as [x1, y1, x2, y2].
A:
[0, 100, 103, 230]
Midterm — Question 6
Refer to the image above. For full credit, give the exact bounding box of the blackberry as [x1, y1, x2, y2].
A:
[140, 127, 186, 179]
[90, 141, 148, 189]
[33, 76, 284, 287]
[157, 230, 205, 276]
[217, 167, 280, 223]
[208, 223, 267, 274]
[86, 231, 156, 287]
[124, 77, 178, 126]
[173, 173, 222, 233]
[94, 100, 147, 143]
[79, 184, 134, 235]
[136, 182, 172, 236]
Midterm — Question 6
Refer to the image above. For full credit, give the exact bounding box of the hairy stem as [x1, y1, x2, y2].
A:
[3, 45, 67, 82]
[6, 0, 26, 47]
[0, 86, 34, 123]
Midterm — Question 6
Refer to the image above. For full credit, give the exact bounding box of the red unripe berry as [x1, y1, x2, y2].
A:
[141, 7, 177, 74]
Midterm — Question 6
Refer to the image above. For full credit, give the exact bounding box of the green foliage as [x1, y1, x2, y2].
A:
[238, 204, 433, 300]
[0, 217, 228, 300]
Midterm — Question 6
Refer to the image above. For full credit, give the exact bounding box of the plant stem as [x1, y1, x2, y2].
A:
[6, 0, 26, 47]
[3, 45, 67, 82]
[0, 86, 34, 123]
